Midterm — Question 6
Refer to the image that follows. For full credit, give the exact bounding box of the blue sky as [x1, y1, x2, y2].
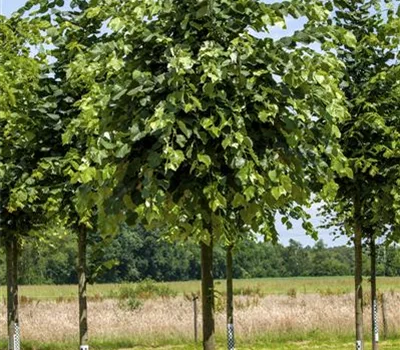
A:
[1, 0, 27, 16]
[2, 0, 348, 247]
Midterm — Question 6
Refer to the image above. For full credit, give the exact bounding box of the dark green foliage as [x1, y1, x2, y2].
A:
[117, 279, 177, 310]
[118, 279, 177, 300]
[4, 227, 400, 285]
[323, 0, 400, 241]
[89, 225, 202, 283]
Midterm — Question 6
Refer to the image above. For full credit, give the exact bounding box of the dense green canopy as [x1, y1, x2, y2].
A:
[0, 14, 53, 243]
[58, 0, 354, 246]
[323, 0, 400, 243]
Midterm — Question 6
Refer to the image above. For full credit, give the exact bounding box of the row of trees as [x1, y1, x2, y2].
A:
[3, 229, 400, 285]
[1, 0, 400, 350]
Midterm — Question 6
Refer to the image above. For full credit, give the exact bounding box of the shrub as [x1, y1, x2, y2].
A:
[287, 288, 297, 298]
[117, 280, 176, 311]
[118, 296, 143, 311]
[134, 279, 177, 299]
[118, 279, 177, 301]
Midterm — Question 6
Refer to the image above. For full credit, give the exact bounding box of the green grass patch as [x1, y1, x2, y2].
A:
[1, 276, 399, 301]
[1, 336, 400, 350]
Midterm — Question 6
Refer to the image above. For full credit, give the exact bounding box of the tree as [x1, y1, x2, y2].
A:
[0, 11, 55, 349]
[61, 1, 356, 350]
[323, 1, 400, 348]
[18, 1, 115, 347]
[283, 239, 312, 276]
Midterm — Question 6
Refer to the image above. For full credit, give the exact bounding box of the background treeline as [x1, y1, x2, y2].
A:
[1, 225, 399, 285]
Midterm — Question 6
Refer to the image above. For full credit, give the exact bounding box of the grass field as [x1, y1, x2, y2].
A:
[1, 277, 399, 349]
[1, 338, 400, 350]
[1, 276, 400, 300]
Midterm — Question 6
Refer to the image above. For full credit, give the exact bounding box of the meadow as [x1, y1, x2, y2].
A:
[1, 276, 400, 300]
[1, 277, 400, 349]
[1, 339, 400, 350]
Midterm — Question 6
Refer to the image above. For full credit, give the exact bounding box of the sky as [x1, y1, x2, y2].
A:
[1, 0, 349, 247]
[1, 0, 26, 16]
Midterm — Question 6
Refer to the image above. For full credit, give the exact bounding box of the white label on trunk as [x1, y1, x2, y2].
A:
[356, 340, 362, 350]
[80, 346, 89, 350]
[14, 324, 20, 350]
[373, 299, 379, 342]
[227, 323, 235, 350]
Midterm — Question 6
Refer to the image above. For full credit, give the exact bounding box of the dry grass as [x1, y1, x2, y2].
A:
[1, 292, 399, 344]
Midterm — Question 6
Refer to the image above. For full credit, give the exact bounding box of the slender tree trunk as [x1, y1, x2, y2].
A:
[371, 236, 379, 350]
[354, 195, 364, 350]
[201, 239, 215, 350]
[226, 244, 235, 350]
[78, 226, 89, 349]
[6, 236, 19, 350]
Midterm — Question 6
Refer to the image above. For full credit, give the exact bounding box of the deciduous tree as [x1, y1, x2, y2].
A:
[62, 1, 357, 349]
[323, 1, 400, 348]
[0, 12, 53, 350]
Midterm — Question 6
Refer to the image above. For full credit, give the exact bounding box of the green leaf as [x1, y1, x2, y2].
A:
[343, 167, 354, 179]
[86, 6, 101, 19]
[165, 148, 185, 171]
[322, 180, 339, 201]
[176, 134, 187, 147]
[100, 139, 116, 150]
[177, 121, 192, 138]
[109, 17, 124, 31]
[268, 170, 278, 182]
[332, 125, 341, 138]
[280, 175, 292, 193]
[81, 167, 97, 184]
[196, 5, 209, 18]
[197, 154, 212, 168]
[244, 186, 256, 201]
[271, 186, 286, 200]
[112, 88, 127, 101]
[115, 144, 131, 158]
[232, 193, 246, 208]
[203, 83, 214, 96]
[343, 31, 357, 48]
[313, 71, 325, 85]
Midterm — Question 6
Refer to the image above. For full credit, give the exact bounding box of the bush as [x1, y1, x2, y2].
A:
[118, 279, 177, 301]
[134, 279, 177, 299]
[287, 288, 297, 298]
[117, 279, 176, 311]
[118, 296, 143, 311]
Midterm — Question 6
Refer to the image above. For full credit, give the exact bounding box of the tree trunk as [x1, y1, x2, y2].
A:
[226, 244, 235, 350]
[354, 195, 364, 350]
[78, 226, 89, 349]
[6, 236, 19, 350]
[201, 239, 215, 350]
[371, 236, 379, 350]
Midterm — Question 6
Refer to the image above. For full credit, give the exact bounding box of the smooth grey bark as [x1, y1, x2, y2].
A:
[78, 226, 88, 348]
[201, 239, 215, 350]
[6, 235, 19, 350]
[371, 236, 379, 350]
[226, 245, 235, 350]
[354, 195, 364, 350]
